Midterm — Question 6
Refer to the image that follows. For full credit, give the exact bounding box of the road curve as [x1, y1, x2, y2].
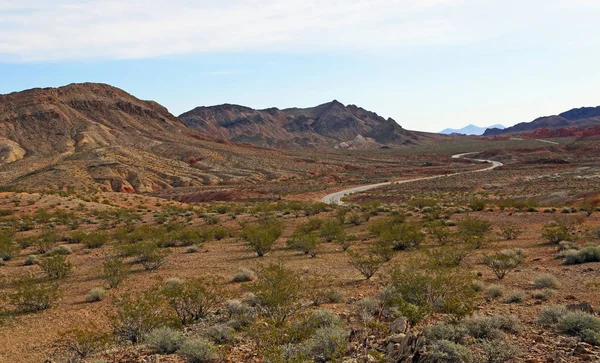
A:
[321, 152, 503, 205]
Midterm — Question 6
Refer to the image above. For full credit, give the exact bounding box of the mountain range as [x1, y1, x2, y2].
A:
[439, 124, 505, 136]
[179, 101, 429, 148]
[0, 83, 446, 193]
[484, 106, 600, 136]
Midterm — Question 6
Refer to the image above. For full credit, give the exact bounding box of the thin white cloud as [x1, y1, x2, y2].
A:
[0, 0, 472, 61]
[0, 0, 599, 62]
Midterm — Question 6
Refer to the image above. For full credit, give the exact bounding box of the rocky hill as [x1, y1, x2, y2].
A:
[0, 83, 329, 192]
[484, 106, 600, 136]
[440, 124, 504, 136]
[179, 100, 424, 148]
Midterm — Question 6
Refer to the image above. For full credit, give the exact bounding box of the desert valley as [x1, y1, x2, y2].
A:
[0, 82, 598, 363]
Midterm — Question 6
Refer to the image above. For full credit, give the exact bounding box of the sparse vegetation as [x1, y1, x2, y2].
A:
[482, 249, 525, 280]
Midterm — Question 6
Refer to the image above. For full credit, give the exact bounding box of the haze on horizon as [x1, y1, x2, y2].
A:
[1, 0, 599, 133]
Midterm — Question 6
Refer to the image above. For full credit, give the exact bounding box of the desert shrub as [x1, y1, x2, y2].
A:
[241, 219, 284, 257]
[347, 212, 364, 225]
[504, 291, 525, 304]
[469, 199, 486, 211]
[562, 244, 600, 265]
[541, 223, 570, 244]
[303, 326, 348, 361]
[287, 231, 319, 257]
[533, 273, 560, 289]
[478, 339, 521, 363]
[348, 251, 385, 280]
[38, 254, 72, 280]
[135, 242, 170, 271]
[371, 238, 396, 262]
[297, 218, 323, 234]
[531, 289, 555, 301]
[47, 245, 72, 256]
[0, 230, 18, 261]
[384, 258, 478, 324]
[32, 229, 59, 254]
[456, 217, 491, 248]
[111, 290, 175, 344]
[250, 263, 306, 326]
[232, 268, 255, 282]
[485, 284, 504, 299]
[500, 225, 522, 240]
[205, 324, 236, 344]
[81, 231, 110, 249]
[319, 220, 345, 242]
[86, 287, 107, 302]
[463, 315, 521, 340]
[557, 311, 600, 345]
[24, 254, 38, 265]
[9, 274, 59, 312]
[482, 249, 525, 280]
[424, 323, 468, 344]
[57, 325, 112, 360]
[369, 219, 424, 250]
[536, 305, 568, 327]
[178, 338, 219, 362]
[146, 326, 184, 354]
[472, 280, 485, 292]
[103, 255, 128, 288]
[225, 300, 255, 329]
[161, 277, 223, 325]
[336, 233, 356, 251]
[186, 245, 200, 253]
[423, 340, 473, 363]
[429, 222, 456, 245]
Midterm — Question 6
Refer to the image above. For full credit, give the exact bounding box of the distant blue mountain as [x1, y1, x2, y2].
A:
[440, 124, 505, 136]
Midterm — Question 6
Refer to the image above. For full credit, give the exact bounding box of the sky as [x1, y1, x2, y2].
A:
[1, 0, 600, 132]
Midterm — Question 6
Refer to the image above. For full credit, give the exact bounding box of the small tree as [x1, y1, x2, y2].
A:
[250, 263, 305, 326]
[319, 220, 345, 242]
[38, 254, 72, 280]
[287, 231, 319, 257]
[161, 277, 223, 325]
[111, 290, 175, 344]
[457, 217, 491, 248]
[541, 224, 569, 244]
[241, 220, 283, 257]
[9, 274, 59, 312]
[103, 255, 129, 288]
[57, 325, 112, 360]
[429, 223, 456, 246]
[482, 249, 525, 280]
[348, 251, 385, 280]
[384, 258, 478, 324]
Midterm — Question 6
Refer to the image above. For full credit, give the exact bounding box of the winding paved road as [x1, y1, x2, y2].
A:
[321, 152, 503, 205]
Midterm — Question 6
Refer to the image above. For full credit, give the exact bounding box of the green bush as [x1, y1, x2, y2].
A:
[541, 224, 569, 244]
[482, 249, 525, 280]
[384, 258, 478, 323]
[9, 274, 59, 312]
[111, 290, 175, 344]
[287, 230, 319, 257]
[57, 325, 112, 360]
[319, 220, 345, 242]
[178, 338, 219, 362]
[103, 255, 128, 288]
[133, 242, 170, 271]
[82, 231, 110, 249]
[478, 340, 520, 363]
[469, 199, 486, 211]
[348, 251, 385, 280]
[32, 229, 59, 254]
[0, 230, 18, 261]
[146, 326, 184, 354]
[46, 245, 72, 256]
[456, 217, 491, 248]
[38, 254, 72, 280]
[500, 225, 522, 240]
[241, 220, 284, 257]
[504, 291, 525, 304]
[250, 263, 305, 326]
[161, 277, 223, 325]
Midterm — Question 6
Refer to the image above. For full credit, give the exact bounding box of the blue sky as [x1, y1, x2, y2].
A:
[1, 0, 600, 132]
